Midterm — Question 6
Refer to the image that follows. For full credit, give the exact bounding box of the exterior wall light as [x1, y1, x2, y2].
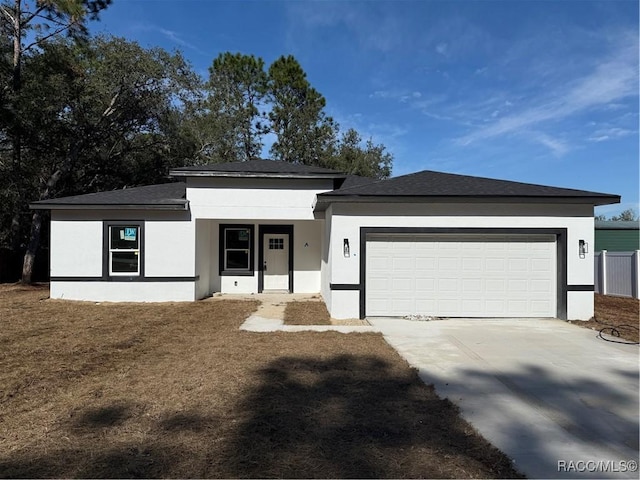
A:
[343, 238, 350, 257]
[579, 239, 588, 259]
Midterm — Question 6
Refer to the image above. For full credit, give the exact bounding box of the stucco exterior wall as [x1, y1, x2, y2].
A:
[324, 202, 595, 320]
[293, 219, 323, 293]
[320, 205, 333, 308]
[50, 216, 103, 277]
[195, 219, 212, 299]
[50, 281, 196, 302]
[187, 177, 335, 220]
[567, 291, 594, 321]
[49, 209, 196, 302]
[145, 218, 195, 278]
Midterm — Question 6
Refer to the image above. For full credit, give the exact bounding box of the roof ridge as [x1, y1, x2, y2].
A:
[171, 158, 345, 176]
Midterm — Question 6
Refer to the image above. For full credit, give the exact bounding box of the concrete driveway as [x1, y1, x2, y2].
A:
[368, 318, 639, 479]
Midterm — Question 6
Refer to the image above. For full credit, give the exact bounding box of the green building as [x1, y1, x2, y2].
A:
[595, 221, 640, 252]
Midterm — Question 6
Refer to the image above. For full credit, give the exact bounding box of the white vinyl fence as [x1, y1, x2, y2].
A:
[594, 250, 640, 299]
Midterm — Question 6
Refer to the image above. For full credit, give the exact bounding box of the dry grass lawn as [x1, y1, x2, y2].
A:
[570, 294, 639, 343]
[0, 284, 522, 478]
[283, 300, 331, 325]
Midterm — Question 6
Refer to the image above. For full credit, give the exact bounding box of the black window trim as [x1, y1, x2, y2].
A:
[219, 224, 255, 276]
[103, 221, 145, 281]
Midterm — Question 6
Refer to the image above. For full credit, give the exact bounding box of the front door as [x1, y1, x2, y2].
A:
[263, 234, 289, 291]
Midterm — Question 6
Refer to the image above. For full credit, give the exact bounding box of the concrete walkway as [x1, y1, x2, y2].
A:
[211, 293, 378, 333]
[368, 317, 640, 479]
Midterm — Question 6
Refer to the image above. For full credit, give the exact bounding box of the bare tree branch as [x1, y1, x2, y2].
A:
[23, 22, 79, 52]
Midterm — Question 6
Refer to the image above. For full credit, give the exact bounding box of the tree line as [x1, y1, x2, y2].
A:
[594, 209, 638, 222]
[1, 1, 393, 282]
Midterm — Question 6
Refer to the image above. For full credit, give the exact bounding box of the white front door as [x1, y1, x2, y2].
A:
[263, 234, 289, 291]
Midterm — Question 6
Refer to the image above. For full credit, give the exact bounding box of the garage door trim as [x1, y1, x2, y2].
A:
[359, 227, 568, 319]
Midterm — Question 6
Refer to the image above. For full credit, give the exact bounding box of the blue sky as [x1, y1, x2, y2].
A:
[91, 0, 639, 217]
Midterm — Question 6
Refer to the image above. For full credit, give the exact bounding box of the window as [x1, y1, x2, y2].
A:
[269, 238, 284, 250]
[221, 225, 254, 273]
[108, 225, 141, 276]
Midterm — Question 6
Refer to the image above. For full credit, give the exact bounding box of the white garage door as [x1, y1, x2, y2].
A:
[366, 234, 556, 318]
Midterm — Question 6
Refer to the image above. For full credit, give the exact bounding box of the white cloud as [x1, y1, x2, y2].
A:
[133, 22, 206, 55]
[527, 131, 570, 156]
[370, 89, 424, 104]
[588, 127, 635, 142]
[435, 42, 448, 56]
[456, 32, 638, 147]
[285, 1, 404, 53]
[400, 91, 422, 103]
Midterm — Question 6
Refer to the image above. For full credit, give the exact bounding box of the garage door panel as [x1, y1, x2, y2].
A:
[508, 300, 528, 315]
[462, 258, 483, 271]
[415, 278, 435, 293]
[415, 257, 436, 270]
[486, 258, 506, 271]
[531, 258, 552, 271]
[485, 300, 506, 314]
[438, 257, 460, 271]
[509, 242, 529, 251]
[485, 279, 506, 292]
[508, 280, 528, 292]
[531, 299, 552, 312]
[531, 279, 553, 292]
[391, 277, 412, 291]
[392, 257, 414, 270]
[366, 234, 556, 318]
[368, 298, 389, 315]
[508, 258, 528, 272]
[368, 273, 389, 286]
[438, 299, 461, 316]
[438, 278, 458, 293]
[462, 299, 482, 313]
[392, 298, 414, 314]
[462, 278, 482, 293]
[369, 256, 390, 271]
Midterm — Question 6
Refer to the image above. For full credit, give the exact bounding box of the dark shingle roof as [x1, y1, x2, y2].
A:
[337, 175, 378, 190]
[30, 182, 187, 210]
[170, 159, 344, 177]
[318, 170, 620, 205]
[30, 167, 620, 212]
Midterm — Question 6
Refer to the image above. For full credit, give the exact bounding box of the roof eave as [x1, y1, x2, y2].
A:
[29, 201, 189, 211]
[313, 194, 621, 211]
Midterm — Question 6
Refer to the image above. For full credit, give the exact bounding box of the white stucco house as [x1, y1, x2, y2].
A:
[31, 159, 619, 320]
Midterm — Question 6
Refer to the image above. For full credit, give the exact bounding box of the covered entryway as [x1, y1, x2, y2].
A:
[365, 233, 557, 317]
